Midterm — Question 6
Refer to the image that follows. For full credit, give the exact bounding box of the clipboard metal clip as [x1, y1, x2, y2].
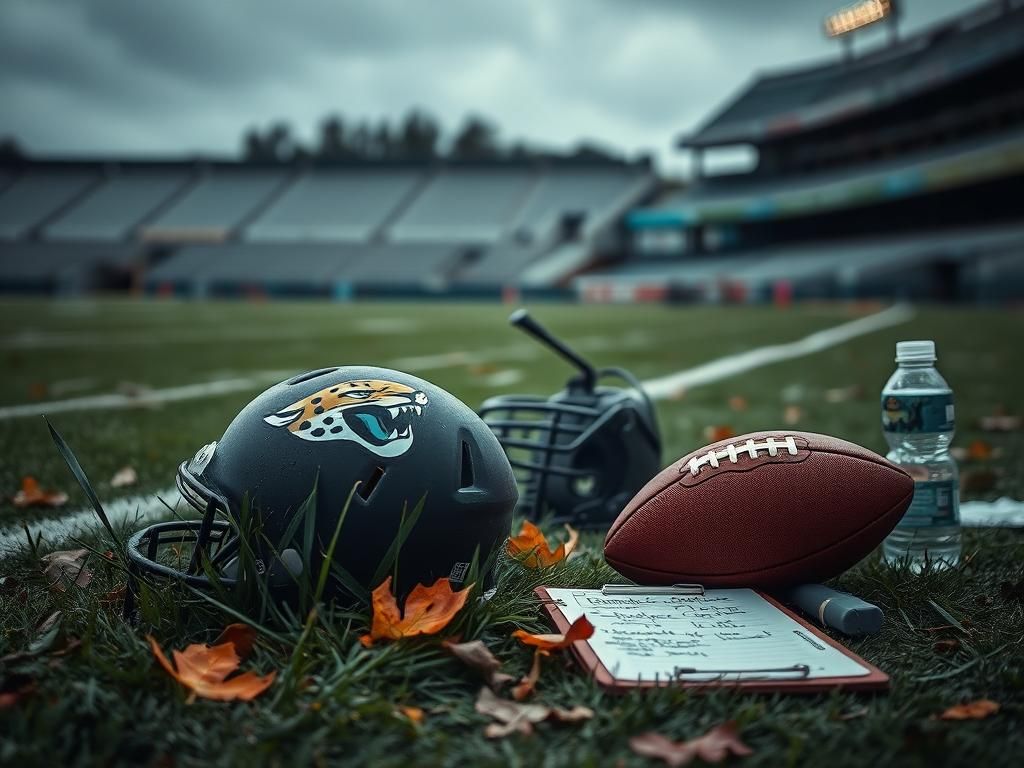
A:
[672, 664, 811, 681]
[601, 583, 705, 596]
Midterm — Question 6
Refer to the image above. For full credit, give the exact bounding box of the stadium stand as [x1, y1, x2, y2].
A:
[590, 0, 1024, 303]
[0, 170, 98, 240]
[388, 169, 536, 243]
[45, 170, 190, 241]
[248, 170, 423, 242]
[0, 242, 139, 293]
[142, 169, 287, 242]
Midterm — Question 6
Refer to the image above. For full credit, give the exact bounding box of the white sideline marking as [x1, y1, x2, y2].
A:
[0, 486, 182, 556]
[641, 304, 915, 400]
[0, 304, 918, 553]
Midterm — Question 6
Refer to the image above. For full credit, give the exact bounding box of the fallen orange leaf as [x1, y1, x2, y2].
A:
[512, 649, 548, 701]
[13, 477, 68, 508]
[506, 521, 579, 568]
[148, 634, 275, 702]
[703, 425, 736, 443]
[783, 405, 803, 425]
[630, 722, 754, 766]
[474, 686, 594, 739]
[966, 440, 993, 461]
[727, 395, 748, 412]
[360, 576, 472, 647]
[399, 705, 425, 724]
[938, 699, 1000, 721]
[512, 615, 594, 650]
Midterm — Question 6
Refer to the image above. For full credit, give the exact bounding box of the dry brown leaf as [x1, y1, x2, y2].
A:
[630, 722, 754, 767]
[727, 395, 748, 412]
[512, 649, 548, 701]
[512, 614, 595, 650]
[148, 634, 275, 702]
[13, 477, 68, 508]
[110, 466, 138, 488]
[938, 699, 1000, 721]
[474, 687, 591, 738]
[359, 576, 472, 647]
[213, 623, 257, 659]
[703, 425, 735, 443]
[506, 521, 579, 568]
[443, 639, 515, 688]
[783, 405, 803, 425]
[40, 549, 92, 591]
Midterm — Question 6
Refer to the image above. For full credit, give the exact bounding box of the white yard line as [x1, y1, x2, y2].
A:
[0, 304, 920, 553]
[642, 304, 915, 400]
[0, 486, 182, 555]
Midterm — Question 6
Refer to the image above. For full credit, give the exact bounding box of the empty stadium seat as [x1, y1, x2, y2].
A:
[247, 170, 421, 241]
[0, 170, 98, 240]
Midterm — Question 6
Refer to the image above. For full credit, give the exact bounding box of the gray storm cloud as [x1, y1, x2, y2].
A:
[0, 0, 969, 171]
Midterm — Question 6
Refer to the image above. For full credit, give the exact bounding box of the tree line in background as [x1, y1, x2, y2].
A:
[242, 109, 633, 164]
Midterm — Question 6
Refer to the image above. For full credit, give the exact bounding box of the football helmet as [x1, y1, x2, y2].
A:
[479, 310, 661, 530]
[127, 366, 517, 599]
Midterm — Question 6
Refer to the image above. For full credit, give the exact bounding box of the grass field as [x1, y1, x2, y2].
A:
[1, 299, 1023, 766]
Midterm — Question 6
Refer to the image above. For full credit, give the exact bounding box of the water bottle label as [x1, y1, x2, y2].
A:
[881, 393, 954, 433]
[899, 480, 959, 528]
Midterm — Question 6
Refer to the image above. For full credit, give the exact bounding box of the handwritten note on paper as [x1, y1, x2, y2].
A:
[544, 588, 870, 682]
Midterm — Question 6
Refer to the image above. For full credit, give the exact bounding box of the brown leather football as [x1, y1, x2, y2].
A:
[603, 431, 914, 588]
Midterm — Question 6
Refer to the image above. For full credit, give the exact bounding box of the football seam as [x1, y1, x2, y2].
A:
[605, 485, 914, 580]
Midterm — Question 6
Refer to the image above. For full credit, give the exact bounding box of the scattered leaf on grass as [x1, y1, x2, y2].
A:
[966, 440, 994, 461]
[474, 687, 593, 739]
[512, 649, 549, 701]
[506, 521, 579, 568]
[783, 405, 803, 425]
[938, 699, 1000, 721]
[360, 576, 472, 647]
[12, 477, 68, 508]
[443, 639, 515, 688]
[727, 396, 748, 412]
[630, 722, 754, 766]
[110, 466, 138, 488]
[979, 414, 1020, 432]
[40, 549, 92, 590]
[213, 623, 257, 659]
[512, 615, 595, 650]
[703, 425, 735, 442]
[148, 634, 276, 702]
[398, 705, 424, 724]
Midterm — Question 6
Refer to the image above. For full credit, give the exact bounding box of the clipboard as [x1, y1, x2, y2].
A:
[535, 586, 889, 694]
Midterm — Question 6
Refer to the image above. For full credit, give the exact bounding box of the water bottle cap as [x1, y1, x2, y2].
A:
[895, 340, 936, 363]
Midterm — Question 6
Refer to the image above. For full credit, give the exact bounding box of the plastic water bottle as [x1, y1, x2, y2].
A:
[881, 340, 961, 570]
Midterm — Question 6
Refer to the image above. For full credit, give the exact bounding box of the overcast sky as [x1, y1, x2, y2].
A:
[0, 0, 972, 174]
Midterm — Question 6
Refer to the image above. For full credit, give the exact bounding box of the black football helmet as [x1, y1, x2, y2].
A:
[127, 366, 517, 599]
[478, 310, 661, 530]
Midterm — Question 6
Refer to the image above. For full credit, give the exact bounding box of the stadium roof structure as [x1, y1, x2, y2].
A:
[681, 0, 1024, 149]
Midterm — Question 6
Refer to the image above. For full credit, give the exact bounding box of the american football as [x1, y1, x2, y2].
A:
[604, 431, 914, 588]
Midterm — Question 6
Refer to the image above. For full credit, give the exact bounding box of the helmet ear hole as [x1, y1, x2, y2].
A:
[356, 465, 385, 501]
[460, 441, 475, 489]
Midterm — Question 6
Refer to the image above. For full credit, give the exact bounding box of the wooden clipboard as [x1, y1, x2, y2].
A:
[535, 586, 889, 694]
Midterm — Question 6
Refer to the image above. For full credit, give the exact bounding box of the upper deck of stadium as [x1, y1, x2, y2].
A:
[681, 0, 1024, 151]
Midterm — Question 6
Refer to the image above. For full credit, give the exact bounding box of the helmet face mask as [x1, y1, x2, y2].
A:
[478, 309, 662, 531]
[127, 367, 518, 603]
[480, 387, 661, 529]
